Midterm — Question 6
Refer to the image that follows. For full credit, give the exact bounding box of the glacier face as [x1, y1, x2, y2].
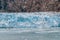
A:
[0, 12, 60, 28]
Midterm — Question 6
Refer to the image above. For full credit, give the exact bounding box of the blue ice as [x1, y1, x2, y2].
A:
[0, 13, 60, 28]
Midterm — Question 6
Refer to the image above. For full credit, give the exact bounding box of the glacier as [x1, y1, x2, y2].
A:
[0, 12, 60, 29]
[0, 12, 60, 40]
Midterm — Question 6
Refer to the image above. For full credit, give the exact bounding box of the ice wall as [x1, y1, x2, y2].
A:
[0, 12, 60, 29]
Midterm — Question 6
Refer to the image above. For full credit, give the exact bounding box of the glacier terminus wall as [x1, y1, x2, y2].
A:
[0, 12, 60, 30]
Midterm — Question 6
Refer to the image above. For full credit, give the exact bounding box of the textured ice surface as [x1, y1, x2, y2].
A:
[0, 12, 60, 29]
[0, 12, 60, 40]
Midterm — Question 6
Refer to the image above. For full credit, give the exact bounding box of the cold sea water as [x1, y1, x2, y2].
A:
[0, 30, 60, 40]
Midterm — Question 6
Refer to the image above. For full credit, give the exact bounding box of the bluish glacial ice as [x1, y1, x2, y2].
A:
[0, 12, 60, 31]
[0, 12, 60, 28]
[0, 12, 60, 40]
